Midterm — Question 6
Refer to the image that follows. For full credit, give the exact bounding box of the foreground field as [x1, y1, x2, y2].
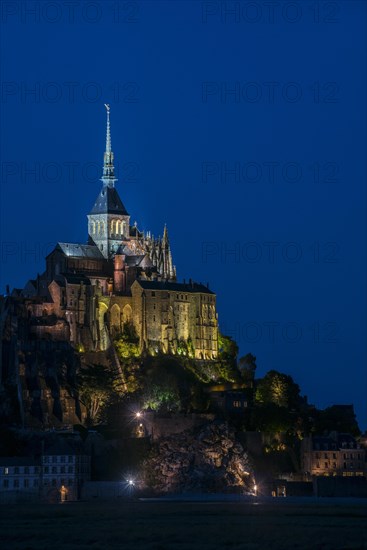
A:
[1, 498, 367, 549]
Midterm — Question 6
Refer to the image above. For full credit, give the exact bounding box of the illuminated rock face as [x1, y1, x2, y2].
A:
[143, 422, 254, 494]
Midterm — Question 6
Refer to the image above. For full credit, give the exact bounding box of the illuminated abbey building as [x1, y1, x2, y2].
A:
[21, 107, 218, 360]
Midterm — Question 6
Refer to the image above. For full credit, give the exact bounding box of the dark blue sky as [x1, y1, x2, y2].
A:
[1, 1, 366, 429]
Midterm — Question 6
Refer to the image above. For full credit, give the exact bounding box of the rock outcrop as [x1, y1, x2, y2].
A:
[143, 421, 254, 493]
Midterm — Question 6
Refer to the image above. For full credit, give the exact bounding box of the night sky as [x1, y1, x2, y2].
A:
[0, 1, 366, 429]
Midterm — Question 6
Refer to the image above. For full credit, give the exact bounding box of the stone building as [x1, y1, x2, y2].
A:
[17, 105, 218, 359]
[0, 439, 90, 502]
[42, 439, 91, 501]
[0, 457, 40, 496]
[302, 433, 366, 478]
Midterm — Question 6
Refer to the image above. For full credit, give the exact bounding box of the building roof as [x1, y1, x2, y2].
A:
[63, 274, 92, 285]
[89, 185, 129, 216]
[44, 438, 87, 456]
[311, 433, 359, 450]
[134, 280, 215, 294]
[0, 457, 38, 467]
[56, 243, 105, 260]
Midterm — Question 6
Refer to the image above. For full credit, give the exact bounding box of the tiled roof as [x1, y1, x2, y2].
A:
[135, 280, 215, 294]
[89, 186, 129, 215]
[57, 243, 105, 260]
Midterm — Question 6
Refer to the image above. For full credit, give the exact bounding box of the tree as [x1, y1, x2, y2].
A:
[252, 403, 294, 434]
[78, 364, 123, 426]
[238, 353, 257, 386]
[114, 322, 140, 359]
[255, 370, 301, 409]
[218, 333, 239, 363]
[314, 405, 360, 436]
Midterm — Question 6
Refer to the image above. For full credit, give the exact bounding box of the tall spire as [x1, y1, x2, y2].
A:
[101, 103, 117, 188]
[106, 103, 111, 152]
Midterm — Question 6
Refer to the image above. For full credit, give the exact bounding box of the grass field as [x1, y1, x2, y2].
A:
[1, 499, 366, 549]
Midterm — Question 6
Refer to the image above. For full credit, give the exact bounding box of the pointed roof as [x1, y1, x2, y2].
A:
[89, 186, 129, 215]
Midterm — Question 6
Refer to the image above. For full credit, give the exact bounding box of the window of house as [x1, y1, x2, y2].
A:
[61, 456, 66, 463]
[52, 479, 57, 487]
[61, 466, 65, 474]
[68, 479, 73, 486]
[343, 462, 347, 469]
[13, 479, 19, 488]
[153, 316, 155, 322]
[333, 462, 336, 468]
[24, 479, 29, 488]
[3, 480, 9, 488]
[68, 466, 73, 474]
[333, 453, 336, 459]
[152, 292, 155, 297]
[33, 479, 39, 487]
[324, 453, 328, 459]
[325, 462, 328, 468]
[68, 456, 73, 463]
[14, 467, 19, 474]
[4, 467, 8, 475]
[316, 463, 320, 468]
[44, 466, 49, 474]
[52, 457, 57, 463]
[24, 467, 29, 474]
[52, 467, 57, 474]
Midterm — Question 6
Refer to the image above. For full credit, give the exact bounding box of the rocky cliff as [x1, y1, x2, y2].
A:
[143, 421, 254, 494]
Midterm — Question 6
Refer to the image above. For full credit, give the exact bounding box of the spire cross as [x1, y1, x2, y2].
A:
[101, 103, 117, 187]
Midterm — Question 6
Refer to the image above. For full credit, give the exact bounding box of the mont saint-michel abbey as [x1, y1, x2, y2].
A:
[20, 107, 218, 360]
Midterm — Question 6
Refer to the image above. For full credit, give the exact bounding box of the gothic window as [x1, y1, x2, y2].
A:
[111, 220, 116, 236]
[122, 221, 126, 236]
[116, 220, 121, 235]
[100, 221, 105, 235]
[91, 221, 95, 234]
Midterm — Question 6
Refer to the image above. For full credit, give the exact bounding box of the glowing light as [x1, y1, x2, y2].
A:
[127, 479, 135, 486]
[135, 412, 141, 418]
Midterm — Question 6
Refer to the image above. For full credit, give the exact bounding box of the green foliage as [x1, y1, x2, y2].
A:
[251, 403, 294, 434]
[185, 358, 239, 384]
[255, 370, 301, 409]
[176, 338, 195, 358]
[238, 353, 257, 386]
[142, 364, 182, 412]
[218, 333, 239, 363]
[114, 322, 140, 359]
[314, 405, 360, 436]
[78, 364, 124, 426]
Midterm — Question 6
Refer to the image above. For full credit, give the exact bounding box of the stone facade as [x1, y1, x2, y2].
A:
[302, 433, 366, 478]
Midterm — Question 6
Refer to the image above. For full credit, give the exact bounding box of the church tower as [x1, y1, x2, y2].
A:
[87, 105, 130, 258]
